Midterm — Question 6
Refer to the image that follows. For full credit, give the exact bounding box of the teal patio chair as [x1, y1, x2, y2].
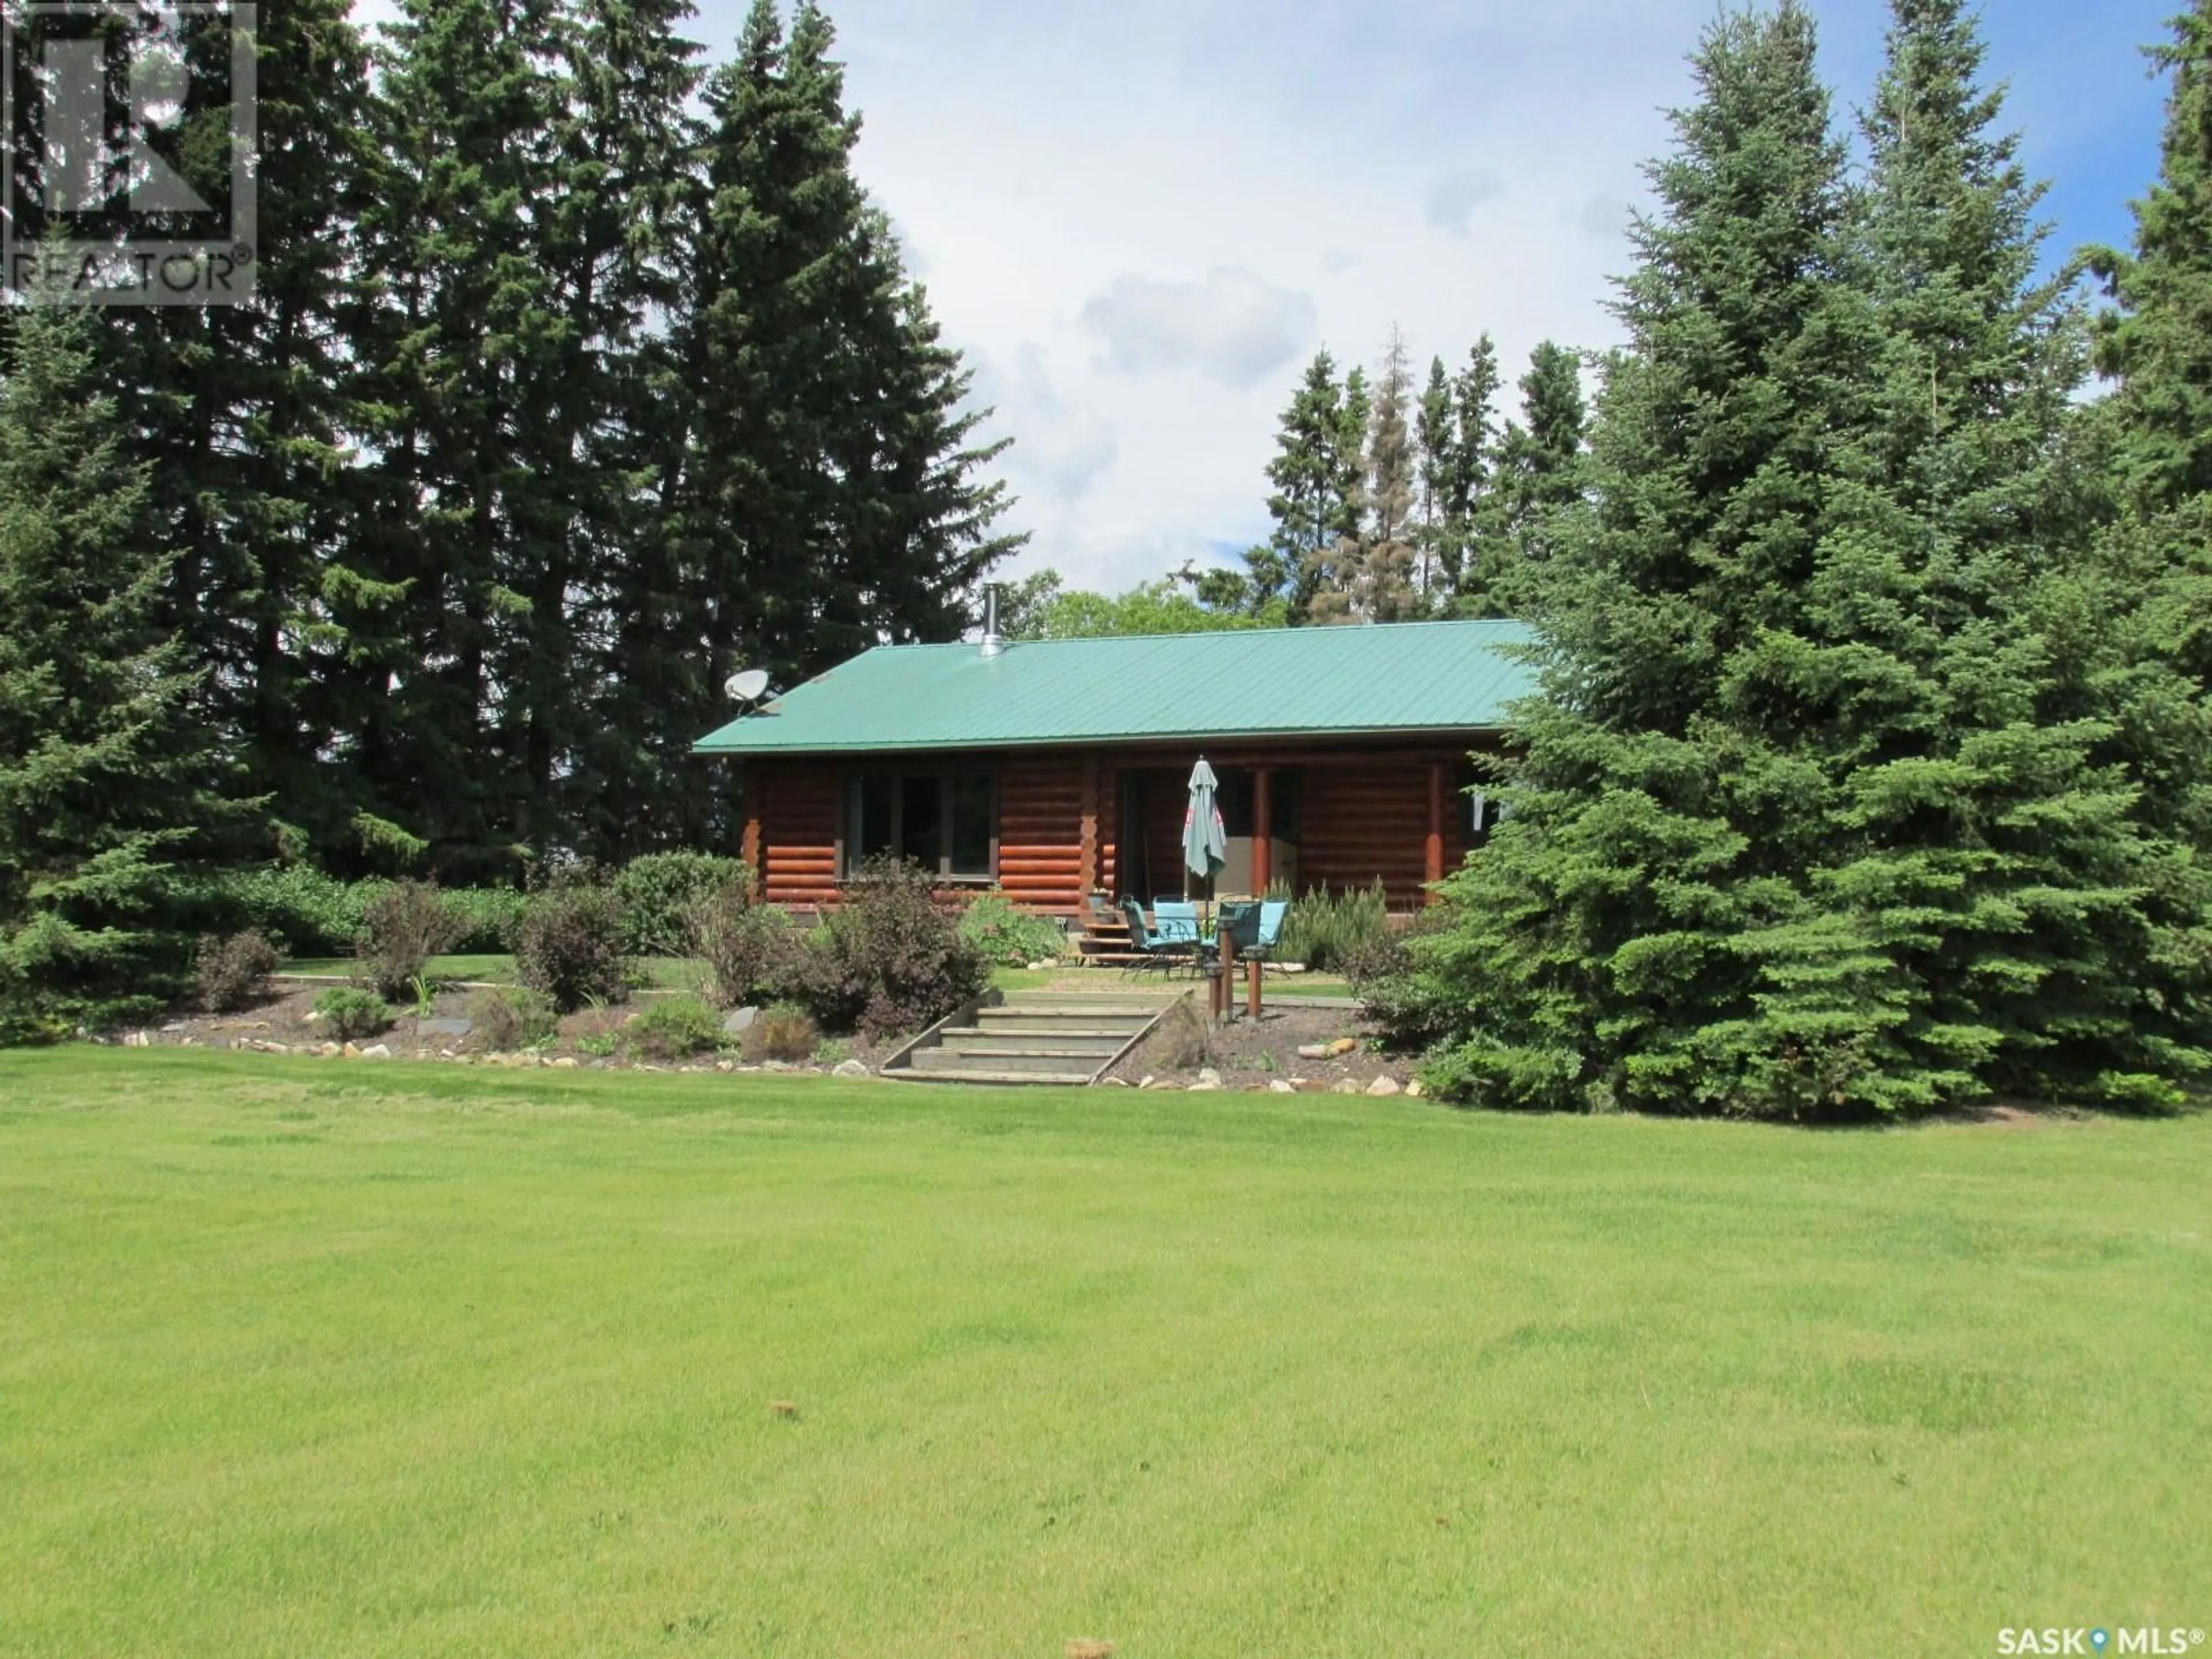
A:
[1118, 898, 1199, 976]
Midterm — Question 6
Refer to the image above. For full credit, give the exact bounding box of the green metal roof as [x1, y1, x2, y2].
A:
[693, 619, 1540, 756]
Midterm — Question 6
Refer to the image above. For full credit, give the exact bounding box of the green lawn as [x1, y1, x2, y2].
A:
[2, 1051, 2206, 1657]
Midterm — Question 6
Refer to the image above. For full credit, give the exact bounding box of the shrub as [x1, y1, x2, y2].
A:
[313, 985, 389, 1040]
[692, 883, 806, 1009]
[513, 879, 631, 1013]
[625, 993, 724, 1061]
[790, 857, 988, 1041]
[465, 985, 555, 1051]
[442, 887, 527, 954]
[1277, 880, 1391, 974]
[956, 890, 1066, 968]
[357, 879, 465, 998]
[195, 929, 280, 1012]
[614, 853, 748, 957]
[1350, 912, 1461, 1054]
[746, 1000, 820, 1062]
[210, 865, 378, 957]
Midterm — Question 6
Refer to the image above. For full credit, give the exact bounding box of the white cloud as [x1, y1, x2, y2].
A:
[340, 0, 2154, 594]
[973, 344, 1119, 503]
[1078, 266, 1319, 390]
[1424, 169, 1503, 237]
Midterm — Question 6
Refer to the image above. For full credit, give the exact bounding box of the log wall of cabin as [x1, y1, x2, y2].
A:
[752, 760, 842, 909]
[1297, 759, 1465, 903]
[742, 743, 1487, 916]
[996, 754, 1087, 916]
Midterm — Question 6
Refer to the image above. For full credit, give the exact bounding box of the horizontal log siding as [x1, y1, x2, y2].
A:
[1299, 760, 1464, 906]
[996, 755, 1087, 916]
[757, 761, 843, 908]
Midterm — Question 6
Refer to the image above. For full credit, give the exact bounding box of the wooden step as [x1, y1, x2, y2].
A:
[887, 1066, 1097, 1086]
[926, 1041, 1127, 1064]
[912, 1047, 1119, 1073]
[944, 1025, 1143, 1042]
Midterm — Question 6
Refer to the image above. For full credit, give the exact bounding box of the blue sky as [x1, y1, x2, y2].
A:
[359, 0, 2184, 590]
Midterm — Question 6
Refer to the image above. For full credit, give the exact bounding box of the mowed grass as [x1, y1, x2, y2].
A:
[1, 1053, 2206, 1658]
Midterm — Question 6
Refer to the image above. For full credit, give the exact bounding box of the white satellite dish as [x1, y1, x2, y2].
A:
[724, 668, 771, 704]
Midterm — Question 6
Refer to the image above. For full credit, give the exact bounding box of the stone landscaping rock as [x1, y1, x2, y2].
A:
[1188, 1081, 1219, 1092]
[832, 1058, 870, 1078]
[318, 1041, 341, 1057]
[761, 1059, 794, 1073]
[1296, 1043, 1330, 1060]
[1406, 1078, 1424, 1099]
[359, 1043, 392, 1060]
[123, 1031, 151, 1047]
[1327, 1037, 1359, 1056]
[1268, 1079, 1296, 1094]
[722, 1006, 760, 1034]
[551, 1056, 578, 1069]
[1197, 1067, 1222, 1086]
[1365, 1075, 1402, 1097]
[419, 1017, 472, 1038]
[715, 1060, 736, 1074]
[342, 1041, 362, 1059]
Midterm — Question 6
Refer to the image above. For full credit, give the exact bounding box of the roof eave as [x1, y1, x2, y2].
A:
[691, 722, 1516, 758]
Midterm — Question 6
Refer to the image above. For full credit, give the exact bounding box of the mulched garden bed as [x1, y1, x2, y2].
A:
[1104, 1000, 1421, 1096]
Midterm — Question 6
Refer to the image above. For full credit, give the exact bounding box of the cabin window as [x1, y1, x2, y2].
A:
[846, 771, 995, 880]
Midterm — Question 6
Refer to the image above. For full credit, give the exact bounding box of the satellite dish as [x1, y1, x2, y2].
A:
[724, 668, 770, 703]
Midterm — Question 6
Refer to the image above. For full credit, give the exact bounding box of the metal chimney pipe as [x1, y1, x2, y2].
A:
[980, 583, 1005, 658]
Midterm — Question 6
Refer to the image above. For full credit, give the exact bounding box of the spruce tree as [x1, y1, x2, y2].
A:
[1317, 327, 1419, 623]
[82, 0, 379, 865]
[1410, 4, 1926, 1115]
[0, 300, 216, 1037]
[675, 0, 1016, 747]
[1406, 0, 2208, 1116]
[1492, 341, 1586, 570]
[1260, 350, 1351, 618]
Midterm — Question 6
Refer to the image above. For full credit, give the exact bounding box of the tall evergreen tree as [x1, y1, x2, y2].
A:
[1492, 340, 1586, 570]
[672, 0, 1016, 825]
[2094, 0, 2212, 569]
[1259, 350, 1351, 618]
[1312, 327, 1418, 622]
[81, 1, 380, 865]
[351, 0, 571, 876]
[1403, 0, 2207, 1116]
[0, 299, 218, 1036]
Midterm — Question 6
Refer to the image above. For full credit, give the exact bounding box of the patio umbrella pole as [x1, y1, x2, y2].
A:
[1182, 756, 1229, 1022]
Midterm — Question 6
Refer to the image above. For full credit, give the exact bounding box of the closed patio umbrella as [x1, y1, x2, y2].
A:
[1182, 756, 1225, 889]
[1183, 757, 1230, 1018]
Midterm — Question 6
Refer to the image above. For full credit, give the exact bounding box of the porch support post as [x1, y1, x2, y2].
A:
[1248, 767, 1272, 1017]
[1079, 756, 1100, 896]
[1252, 767, 1272, 892]
[1425, 761, 1445, 901]
[740, 764, 764, 898]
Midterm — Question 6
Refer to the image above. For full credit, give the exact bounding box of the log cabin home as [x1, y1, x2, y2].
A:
[692, 617, 1536, 924]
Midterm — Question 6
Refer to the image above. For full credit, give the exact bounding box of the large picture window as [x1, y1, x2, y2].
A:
[847, 771, 995, 880]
